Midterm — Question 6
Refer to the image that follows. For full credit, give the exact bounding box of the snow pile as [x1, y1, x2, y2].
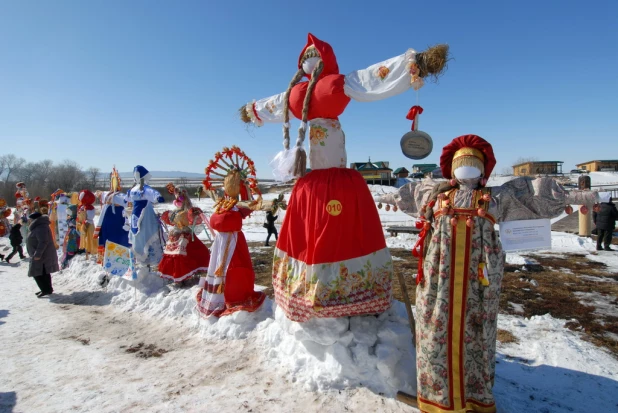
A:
[259, 302, 416, 396]
[56, 258, 272, 340]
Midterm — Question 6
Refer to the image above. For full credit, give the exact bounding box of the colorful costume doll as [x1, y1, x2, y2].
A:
[77, 190, 98, 259]
[197, 147, 266, 317]
[53, 191, 70, 250]
[127, 165, 165, 266]
[159, 184, 211, 283]
[94, 168, 130, 264]
[49, 189, 67, 249]
[240, 33, 448, 322]
[0, 198, 11, 238]
[14, 182, 31, 245]
[61, 205, 80, 269]
[376, 135, 600, 413]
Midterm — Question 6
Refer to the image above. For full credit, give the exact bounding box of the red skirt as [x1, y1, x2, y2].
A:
[196, 230, 266, 317]
[159, 233, 210, 282]
[273, 168, 392, 322]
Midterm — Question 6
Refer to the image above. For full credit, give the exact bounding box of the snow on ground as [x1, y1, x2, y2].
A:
[588, 171, 618, 186]
[495, 314, 618, 413]
[2, 232, 618, 412]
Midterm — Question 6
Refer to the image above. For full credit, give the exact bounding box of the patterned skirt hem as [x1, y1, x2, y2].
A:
[160, 266, 208, 283]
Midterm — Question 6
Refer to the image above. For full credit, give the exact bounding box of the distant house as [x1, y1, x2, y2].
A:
[393, 167, 409, 178]
[350, 158, 395, 185]
[512, 161, 563, 176]
[576, 160, 618, 172]
[412, 163, 438, 175]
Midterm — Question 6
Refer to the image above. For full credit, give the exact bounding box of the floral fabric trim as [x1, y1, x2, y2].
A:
[272, 247, 393, 322]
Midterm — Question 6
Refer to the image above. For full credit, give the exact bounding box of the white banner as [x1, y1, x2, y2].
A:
[499, 219, 552, 252]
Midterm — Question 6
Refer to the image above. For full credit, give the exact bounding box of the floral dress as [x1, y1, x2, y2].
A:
[381, 177, 598, 413]
[245, 34, 421, 322]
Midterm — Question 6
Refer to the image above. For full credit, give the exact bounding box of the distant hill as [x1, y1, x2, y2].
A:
[118, 170, 205, 179]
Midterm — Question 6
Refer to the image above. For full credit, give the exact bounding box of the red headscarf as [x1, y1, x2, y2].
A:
[297, 33, 340, 79]
[440, 135, 496, 179]
[79, 190, 96, 210]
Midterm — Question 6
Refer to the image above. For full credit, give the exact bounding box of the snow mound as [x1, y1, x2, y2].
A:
[58, 257, 271, 339]
[259, 302, 416, 396]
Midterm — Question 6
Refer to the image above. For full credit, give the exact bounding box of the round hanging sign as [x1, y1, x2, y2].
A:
[400, 130, 433, 160]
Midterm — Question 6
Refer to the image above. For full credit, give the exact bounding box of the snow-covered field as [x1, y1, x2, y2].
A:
[1, 183, 617, 413]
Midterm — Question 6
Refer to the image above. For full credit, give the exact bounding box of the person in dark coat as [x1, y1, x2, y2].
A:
[5, 223, 26, 263]
[593, 196, 618, 251]
[264, 210, 278, 247]
[26, 212, 60, 297]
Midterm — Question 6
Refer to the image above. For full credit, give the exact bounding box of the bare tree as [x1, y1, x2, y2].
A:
[86, 166, 101, 190]
[47, 160, 86, 192]
[0, 155, 7, 179]
[0, 154, 25, 183]
[177, 177, 188, 188]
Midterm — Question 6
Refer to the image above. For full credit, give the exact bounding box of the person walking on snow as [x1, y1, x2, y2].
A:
[264, 210, 278, 247]
[5, 223, 26, 263]
[26, 211, 60, 297]
[594, 194, 618, 251]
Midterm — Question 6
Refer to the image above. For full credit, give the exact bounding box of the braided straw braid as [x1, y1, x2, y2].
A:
[293, 59, 324, 177]
[282, 69, 305, 150]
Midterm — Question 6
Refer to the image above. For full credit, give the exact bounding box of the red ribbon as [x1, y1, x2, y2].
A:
[252, 102, 262, 123]
[411, 219, 429, 284]
[406, 105, 424, 131]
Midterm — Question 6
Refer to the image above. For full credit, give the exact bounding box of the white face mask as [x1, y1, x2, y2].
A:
[302, 57, 320, 75]
[454, 166, 482, 180]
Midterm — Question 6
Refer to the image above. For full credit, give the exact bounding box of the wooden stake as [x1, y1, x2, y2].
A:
[396, 391, 418, 407]
[396, 270, 416, 344]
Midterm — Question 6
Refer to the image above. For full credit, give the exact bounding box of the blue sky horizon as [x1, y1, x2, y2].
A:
[1, 0, 616, 179]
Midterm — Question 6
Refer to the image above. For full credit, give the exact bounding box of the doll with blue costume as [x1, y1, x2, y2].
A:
[94, 168, 130, 264]
[126, 165, 166, 266]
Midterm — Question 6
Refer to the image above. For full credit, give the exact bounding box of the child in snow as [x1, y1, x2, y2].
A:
[5, 223, 26, 263]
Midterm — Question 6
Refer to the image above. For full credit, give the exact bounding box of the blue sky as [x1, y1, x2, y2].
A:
[0, 0, 616, 178]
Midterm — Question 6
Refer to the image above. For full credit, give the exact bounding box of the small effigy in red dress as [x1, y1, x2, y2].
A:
[196, 206, 265, 317]
[159, 208, 210, 283]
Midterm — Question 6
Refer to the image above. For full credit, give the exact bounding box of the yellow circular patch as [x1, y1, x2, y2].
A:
[326, 200, 342, 216]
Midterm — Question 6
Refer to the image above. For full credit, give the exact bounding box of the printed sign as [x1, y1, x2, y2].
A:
[400, 130, 433, 160]
[103, 240, 137, 280]
[499, 219, 551, 252]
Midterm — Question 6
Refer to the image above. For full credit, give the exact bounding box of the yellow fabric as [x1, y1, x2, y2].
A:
[453, 147, 484, 162]
[79, 222, 98, 254]
[451, 218, 467, 410]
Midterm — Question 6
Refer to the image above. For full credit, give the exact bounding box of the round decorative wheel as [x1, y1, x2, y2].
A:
[202, 145, 261, 201]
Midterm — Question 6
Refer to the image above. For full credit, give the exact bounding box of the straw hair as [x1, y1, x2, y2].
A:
[224, 170, 241, 199]
[239, 105, 251, 124]
[417, 44, 450, 80]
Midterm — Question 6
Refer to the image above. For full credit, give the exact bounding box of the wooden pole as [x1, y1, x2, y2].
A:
[396, 391, 418, 407]
[579, 208, 592, 236]
[396, 270, 416, 344]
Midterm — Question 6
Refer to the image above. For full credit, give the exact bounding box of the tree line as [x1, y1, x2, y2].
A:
[0, 154, 103, 204]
